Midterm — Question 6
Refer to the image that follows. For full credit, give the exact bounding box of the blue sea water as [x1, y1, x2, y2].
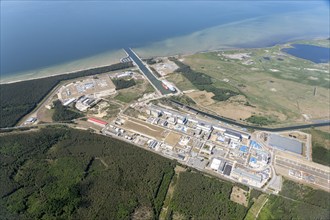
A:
[1, 1, 329, 79]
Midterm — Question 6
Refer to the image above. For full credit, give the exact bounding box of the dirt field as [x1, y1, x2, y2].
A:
[186, 90, 215, 106]
[164, 132, 182, 146]
[37, 107, 54, 123]
[230, 186, 249, 207]
[122, 118, 165, 140]
[131, 206, 153, 220]
[151, 57, 178, 76]
[187, 90, 287, 121]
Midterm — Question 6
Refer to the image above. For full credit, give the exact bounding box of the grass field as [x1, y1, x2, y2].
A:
[305, 128, 330, 166]
[114, 75, 155, 104]
[168, 39, 329, 125]
[244, 194, 268, 220]
[256, 179, 330, 220]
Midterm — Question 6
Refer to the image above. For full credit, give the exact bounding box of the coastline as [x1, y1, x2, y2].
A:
[0, 49, 126, 84]
[1, 37, 328, 85]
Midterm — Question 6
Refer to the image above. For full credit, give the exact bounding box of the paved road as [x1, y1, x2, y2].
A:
[123, 48, 173, 95]
[171, 100, 330, 132]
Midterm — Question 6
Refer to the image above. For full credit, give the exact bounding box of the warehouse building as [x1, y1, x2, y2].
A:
[88, 118, 108, 127]
[224, 130, 242, 141]
[268, 134, 303, 155]
[210, 158, 221, 171]
[231, 168, 262, 184]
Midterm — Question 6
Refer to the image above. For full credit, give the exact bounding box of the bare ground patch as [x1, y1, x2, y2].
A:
[186, 90, 215, 106]
[230, 186, 249, 207]
[131, 206, 153, 220]
[164, 132, 182, 147]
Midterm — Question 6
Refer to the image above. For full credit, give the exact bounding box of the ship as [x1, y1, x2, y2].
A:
[161, 80, 176, 92]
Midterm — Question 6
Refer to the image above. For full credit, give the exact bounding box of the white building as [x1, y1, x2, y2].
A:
[177, 116, 187, 124]
[210, 158, 222, 170]
[224, 130, 241, 141]
[213, 125, 226, 132]
[197, 123, 213, 132]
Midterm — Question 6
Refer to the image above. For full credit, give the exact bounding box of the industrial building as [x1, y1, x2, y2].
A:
[268, 134, 303, 155]
[116, 71, 133, 79]
[88, 117, 108, 127]
[210, 158, 222, 170]
[224, 130, 242, 141]
[231, 168, 262, 185]
[58, 74, 116, 101]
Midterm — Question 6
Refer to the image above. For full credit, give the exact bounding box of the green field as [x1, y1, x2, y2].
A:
[256, 179, 330, 220]
[167, 39, 330, 125]
[115, 91, 142, 103]
[114, 77, 154, 103]
[305, 128, 330, 166]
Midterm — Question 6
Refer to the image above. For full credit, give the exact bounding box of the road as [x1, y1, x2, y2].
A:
[171, 100, 330, 132]
[123, 48, 173, 95]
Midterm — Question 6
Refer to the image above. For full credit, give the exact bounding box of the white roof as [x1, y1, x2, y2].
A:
[210, 158, 221, 170]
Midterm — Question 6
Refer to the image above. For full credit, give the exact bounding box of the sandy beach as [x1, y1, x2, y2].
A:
[0, 49, 126, 84]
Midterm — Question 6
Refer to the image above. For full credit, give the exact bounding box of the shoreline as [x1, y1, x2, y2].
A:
[1, 37, 328, 85]
[0, 62, 119, 85]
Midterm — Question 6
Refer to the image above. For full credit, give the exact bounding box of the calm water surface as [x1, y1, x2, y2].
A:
[1, 1, 329, 81]
[282, 44, 330, 63]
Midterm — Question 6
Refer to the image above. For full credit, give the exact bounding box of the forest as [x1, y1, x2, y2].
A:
[52, 100, 83, 122]
[169, 58, 240, 101]
[167, 171, 248, 220]
[1, 127, 329, 219]
[0, 62, 133, 128]
[256, 179, 330, 220]
[304, 129, 330, 166]
[0, 127, 175, 219]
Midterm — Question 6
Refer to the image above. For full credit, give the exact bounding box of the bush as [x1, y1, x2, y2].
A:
[112, 78, 136, 90]
[52, 100, 83, 122]
[246, 115, 276, 125]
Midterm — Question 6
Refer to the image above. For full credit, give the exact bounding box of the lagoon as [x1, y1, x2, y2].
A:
[282, 44, 330, 63]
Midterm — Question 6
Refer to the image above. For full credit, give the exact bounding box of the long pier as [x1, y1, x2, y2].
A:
[123, 48, 173, 95]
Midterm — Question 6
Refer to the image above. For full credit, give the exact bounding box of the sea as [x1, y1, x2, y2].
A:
[1, 1, 329, 83]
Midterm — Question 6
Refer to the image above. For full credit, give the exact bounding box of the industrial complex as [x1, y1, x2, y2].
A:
[21, 48, 330, 193]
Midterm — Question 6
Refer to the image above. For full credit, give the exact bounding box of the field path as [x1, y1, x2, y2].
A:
[255, 198, 268, 219]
